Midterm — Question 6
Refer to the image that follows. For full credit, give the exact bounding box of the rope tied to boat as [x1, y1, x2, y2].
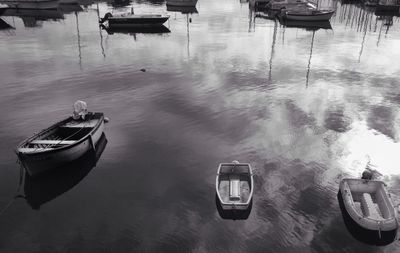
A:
[0, 164, 25, 216]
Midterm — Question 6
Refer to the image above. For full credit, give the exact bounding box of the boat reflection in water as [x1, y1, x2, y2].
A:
[215, 194, 253, 220]
[278, 19, 332, 30]
[337, 190, 397, 246]
[100, 24, 170, 35]
[23, 133, 107, 210]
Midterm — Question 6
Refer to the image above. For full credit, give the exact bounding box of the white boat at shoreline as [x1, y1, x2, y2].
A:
[339, 178, 398, 241]
[216, 161, 254, 210]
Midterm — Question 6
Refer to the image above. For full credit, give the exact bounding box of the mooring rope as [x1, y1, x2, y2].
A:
[0, 163, 25, 216]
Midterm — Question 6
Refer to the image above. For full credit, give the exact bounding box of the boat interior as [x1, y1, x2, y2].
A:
[217, 164, 252, 204]
[19, 113, 101, 152]
[345, 180, 395, 220]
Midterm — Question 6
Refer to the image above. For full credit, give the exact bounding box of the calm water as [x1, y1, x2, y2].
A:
[1, 0, 400, 252]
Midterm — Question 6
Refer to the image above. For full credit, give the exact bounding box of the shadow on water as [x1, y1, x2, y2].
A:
[278, 19, 333, 31]
[215, 194, 252, 220]
[23, 133, 108, 210]
[337, 190, 398, 246]
[0, 17, 13, 29]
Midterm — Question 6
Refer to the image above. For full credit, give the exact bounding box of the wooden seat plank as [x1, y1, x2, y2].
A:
[30, 140, 76, 145]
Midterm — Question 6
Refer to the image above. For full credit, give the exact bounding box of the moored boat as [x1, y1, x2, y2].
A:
[339, 178, 398, 242]
[267, 0, 317, 10]
[99, 12, 170, 28]
[216, 161, 254, 210]
[16, 112, 105, 176]
[280, 9, 335, 21]
[377, 0, 400, 11]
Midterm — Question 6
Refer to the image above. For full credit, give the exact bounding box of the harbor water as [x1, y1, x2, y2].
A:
[1, 0, 400, 251]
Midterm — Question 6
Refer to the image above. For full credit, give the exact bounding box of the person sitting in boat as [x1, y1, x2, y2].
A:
[72, 100, 88, 120]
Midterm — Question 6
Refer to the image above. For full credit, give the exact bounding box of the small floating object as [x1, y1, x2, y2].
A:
[99, 12, 169, 28]
[104, 117, 110, 123]
[16, 102, 106, 177]
[216, 161, 254, 210]
[140, 68, 146, 72]
[339, 178, 398, 242]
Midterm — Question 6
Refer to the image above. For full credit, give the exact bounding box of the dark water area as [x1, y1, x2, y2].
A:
[1, 0, 400, 251]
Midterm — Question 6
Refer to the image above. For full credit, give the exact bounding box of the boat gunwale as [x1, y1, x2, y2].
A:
[339, 178, 398, 230]
[216, 162, 254, 207]
[15, 112, 104, 157]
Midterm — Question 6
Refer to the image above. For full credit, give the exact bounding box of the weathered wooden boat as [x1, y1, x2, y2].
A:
[16, 112, 105, 176]
[339, 178, 398, 242]
[166, 0, 197, 7]
[280, 8, 335, 21]
[166, 5, 198, 13]
[99, 12, 169, 28]
[216, 161, 254, 210]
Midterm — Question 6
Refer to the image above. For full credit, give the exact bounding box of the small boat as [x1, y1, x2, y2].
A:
[166, 0, 197, 7]
[339, 178, 398, 241]
[16, 112, 105, 176]
[216, 161, 254, 210]
[99, 12, 169, 28]
[280, 8, 335, 21]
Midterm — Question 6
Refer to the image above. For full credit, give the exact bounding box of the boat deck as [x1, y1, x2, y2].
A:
[351, 192, 385, 220]
[218, 175, 251, 204]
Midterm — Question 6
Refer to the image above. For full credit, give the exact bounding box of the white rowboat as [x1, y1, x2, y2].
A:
[216, 161, 254, 210]
[339, 179, 398, 238]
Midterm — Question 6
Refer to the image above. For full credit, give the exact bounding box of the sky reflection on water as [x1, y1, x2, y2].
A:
[1, 0, 400, 252]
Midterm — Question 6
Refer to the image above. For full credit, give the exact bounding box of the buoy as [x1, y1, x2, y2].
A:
[104, 117, 110, 123]
[140, 68, 146, 72]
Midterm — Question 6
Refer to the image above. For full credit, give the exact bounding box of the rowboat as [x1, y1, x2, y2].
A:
[99, 12, 169, 28]
[339, 178, 398, 243]
[280, 9, 335, 21]
[24, 133, 107, 209]
[216, 161, 254, 210]
[16, 112, 105, 176]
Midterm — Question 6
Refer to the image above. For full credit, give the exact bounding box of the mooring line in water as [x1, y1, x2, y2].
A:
[0, 163, 25, 216]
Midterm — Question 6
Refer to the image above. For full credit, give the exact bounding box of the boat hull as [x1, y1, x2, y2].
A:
[283, 11, 334, 21]
[17, 114, 105, 177]
[339, 179, 398, 233]
[337, 191, 397, 245]
[108, 17, 169, 28]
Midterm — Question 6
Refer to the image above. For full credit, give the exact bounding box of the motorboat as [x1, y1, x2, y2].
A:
[280, 8, 335, 21]
[216, 161, 254, 210]
[16, 112, 105, 176]
[99, 12, 170, 28]
[339, 178, 398, 242]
